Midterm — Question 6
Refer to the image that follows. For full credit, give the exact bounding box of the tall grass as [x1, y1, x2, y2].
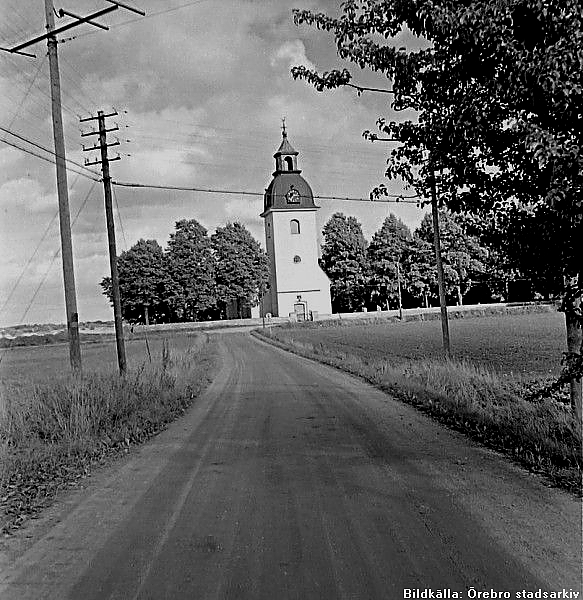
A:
[0, 335, 218, 533]
[255, 330, 582, 493]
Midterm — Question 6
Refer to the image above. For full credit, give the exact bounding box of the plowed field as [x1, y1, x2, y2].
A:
[276, 311, 564, 379]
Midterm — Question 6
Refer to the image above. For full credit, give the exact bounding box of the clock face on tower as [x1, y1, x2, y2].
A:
[286, 185, 301, 204]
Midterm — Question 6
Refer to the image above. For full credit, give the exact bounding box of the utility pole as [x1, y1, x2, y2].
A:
[2, 1, 145, 374]
[430, 171, 451, 358]
[45, 0, 81, 373]
[396, 261, 403, 321]
[82, 111, 126, 375]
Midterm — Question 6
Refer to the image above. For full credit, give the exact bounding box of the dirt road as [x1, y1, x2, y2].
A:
[0, 332, 580, 599]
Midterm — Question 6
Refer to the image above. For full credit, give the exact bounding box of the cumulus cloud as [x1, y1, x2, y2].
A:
[271, 39, 315, 71]
[0, 178, 57, 213]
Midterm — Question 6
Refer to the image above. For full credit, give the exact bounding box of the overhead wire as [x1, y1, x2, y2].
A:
[0, 211, 59, 316]
[112, 184, 128, 251]
[0, 136, 101, 182]
[1, 2, 38, 40]
[0, 169, 83, 317]
[111, 181, 420, 203]
[7, 53, 47, 128]
[74, 0, 214, 39]
[0, 179, 97, 361]
[6, 3, 38, 33]
[1, 52, 82, 120]
[0, 182, 95, 338]
[58, 54, 103, 114]
[0, 125, 102, 179]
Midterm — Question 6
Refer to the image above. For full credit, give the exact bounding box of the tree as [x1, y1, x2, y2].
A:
[415, 211, 489, 306]
[456, 207, 566, 303]
[166, 219, 216, 322]
[100, 239, 170, 325]
[402, 235, 435, 308]
[367, 213, 411, 310]
[292, 0, 582, 416]
[320, 213, 369, 313]
[211, 222, 269, 319]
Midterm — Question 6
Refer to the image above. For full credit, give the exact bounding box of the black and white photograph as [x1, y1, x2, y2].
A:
[0, 1, 581, 598]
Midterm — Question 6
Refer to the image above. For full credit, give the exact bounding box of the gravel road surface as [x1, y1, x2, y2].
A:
[0, 331, 580, 599]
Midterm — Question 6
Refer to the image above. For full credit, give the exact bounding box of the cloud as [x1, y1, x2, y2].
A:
[0, 178, 57, 213]
[0, 146, 22, 168]
[271, 39, 315, 71]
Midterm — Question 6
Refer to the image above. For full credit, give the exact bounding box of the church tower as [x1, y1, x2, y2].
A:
[261, 126, 332, 319]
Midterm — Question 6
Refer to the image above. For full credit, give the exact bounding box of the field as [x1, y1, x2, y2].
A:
[0, 330, 201, 384]
[276, 311, 566, 381]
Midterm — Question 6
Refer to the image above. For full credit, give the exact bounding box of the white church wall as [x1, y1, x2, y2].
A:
[269, 210, 331, 317]
[277, 289, 332, 319]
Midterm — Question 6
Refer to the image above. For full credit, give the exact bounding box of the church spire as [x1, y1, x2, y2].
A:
[274, 118, 299, 172]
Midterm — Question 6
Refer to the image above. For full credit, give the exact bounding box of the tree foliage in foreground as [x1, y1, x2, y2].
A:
[292, 0, 582, 416]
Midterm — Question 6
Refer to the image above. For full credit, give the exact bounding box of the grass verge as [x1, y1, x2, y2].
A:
[0, 335, 219, 534]
[252, 328, 582, 495]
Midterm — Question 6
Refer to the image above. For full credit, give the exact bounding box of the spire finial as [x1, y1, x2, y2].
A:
[281, 116, 287, 138]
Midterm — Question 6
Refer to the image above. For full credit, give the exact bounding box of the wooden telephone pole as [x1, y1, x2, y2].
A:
[45, 0, 81, 372]
[2, 0, 144, 374]
[430, 171, 451, 358]
[82, 111, 126, 375]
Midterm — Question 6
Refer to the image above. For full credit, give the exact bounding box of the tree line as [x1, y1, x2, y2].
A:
[104, 205, 552, 325]
[101, 220, 269, 324]
[319, 209, 549, 314]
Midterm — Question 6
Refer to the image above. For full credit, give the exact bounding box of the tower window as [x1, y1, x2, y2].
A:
[290, 219, 300, 234]
[284, 156, 294, 170]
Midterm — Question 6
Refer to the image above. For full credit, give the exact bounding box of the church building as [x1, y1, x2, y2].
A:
[261, 127, 332, 320]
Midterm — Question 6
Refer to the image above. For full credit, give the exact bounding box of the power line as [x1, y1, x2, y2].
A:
[58, 54, 103, 112]
[112, 184, 128, 250]
[0, 171, 86, 318]
[0, 136, 101, 182]
[74, 0, 212, 39]
[0, 212, 58, 316]
[0, 180, 96, 364]
[19, 181, 96, 323]
[111, 180, 420, 203]
[7, 54, 47, 128]
[126, 123, 393, 157]
[0, 125, 102, 178]
[0, 51, 83, 118]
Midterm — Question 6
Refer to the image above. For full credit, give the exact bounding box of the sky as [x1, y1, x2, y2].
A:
[0, 0, 427, 327]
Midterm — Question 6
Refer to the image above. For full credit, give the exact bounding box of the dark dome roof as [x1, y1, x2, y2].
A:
[274, 135, 298, 157]
[263, 172, 317, 213]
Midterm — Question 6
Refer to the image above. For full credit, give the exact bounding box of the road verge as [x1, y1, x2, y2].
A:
[252, 328, 581, 495]
[0, 335, 219, 534]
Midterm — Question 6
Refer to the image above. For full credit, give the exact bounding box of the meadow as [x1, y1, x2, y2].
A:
[256, 309, 581, 493]
[0, 330, 198, 384]
[275, 311, 566, 380]
[0, 331, 218, 533]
